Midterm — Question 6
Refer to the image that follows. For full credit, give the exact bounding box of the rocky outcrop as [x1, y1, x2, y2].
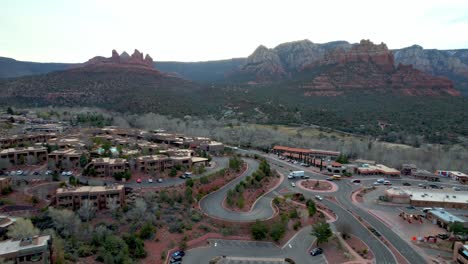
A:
[299, 40, 459, 96]
[232, 45, 286, 81]
[84, 49, 154, 68]
[393, 45, 468, 77]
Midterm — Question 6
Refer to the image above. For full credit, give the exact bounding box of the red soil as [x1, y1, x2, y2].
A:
[301, 180, 333, 191]
[345, 234, 375, 260]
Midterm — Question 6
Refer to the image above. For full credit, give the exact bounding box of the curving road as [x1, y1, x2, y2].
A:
[200, 158, 280, 222]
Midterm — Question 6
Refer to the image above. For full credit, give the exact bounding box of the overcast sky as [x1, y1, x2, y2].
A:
[1, 0, 467, 63]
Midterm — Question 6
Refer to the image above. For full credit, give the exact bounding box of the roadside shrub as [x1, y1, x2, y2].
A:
[251, 220, 269, 240]
[191, 212, 202, 222]
[77, 244, 94, 257]
[139, 222, 156, 240]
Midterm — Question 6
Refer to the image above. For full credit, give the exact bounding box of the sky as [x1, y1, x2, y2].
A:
[1, 0, 468, 63]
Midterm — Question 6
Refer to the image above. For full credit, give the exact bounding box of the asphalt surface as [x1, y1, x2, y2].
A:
[199, 158, 280, 221]
[185, 225, 325, 264]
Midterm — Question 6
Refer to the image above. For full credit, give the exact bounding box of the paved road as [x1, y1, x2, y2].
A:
[199, 158, 281, 221]
[265, 153, 431, 264]
[185, 226, 324, 264]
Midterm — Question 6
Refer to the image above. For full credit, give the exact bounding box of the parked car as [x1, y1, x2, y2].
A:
[179, 175, 186, 179]
[136, 178, 142, 183]
[383, 180, 392, 186]
[183, 172, 192, 178]
[315, 195, 323, 201]
[376, 179, 385, 183]
[172, 250, 185, 258]
[157, 178, 163, 183]
[45, 170, 52, 175]
[429, 184, 442, 189]
[437, 233, 449, 240]
[291, 182, 296, 187]
[402, 182, 411, 186]
[326, 177, 334, 181]
[148, 178, 153, 183]
[351, 179, 361, 184]
[422, 207, 433, 213]
[310, 247, 323, 256]
[373, 181, 381, 186]
[33, 171, 40, 175]
[418, 183, 426, 188]
[9, 171, 16, 176]
[16, 170, 23, 175]
[452, 186, 461, 191]
[170, 255, 182, 263]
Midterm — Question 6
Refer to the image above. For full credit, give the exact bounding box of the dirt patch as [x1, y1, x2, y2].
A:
[345, 234, 374, 260]
[322, 236, 354, 263]
[301, 179, 333, 191]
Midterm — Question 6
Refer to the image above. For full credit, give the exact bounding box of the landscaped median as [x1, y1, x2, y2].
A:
[223, 159, 282, 212]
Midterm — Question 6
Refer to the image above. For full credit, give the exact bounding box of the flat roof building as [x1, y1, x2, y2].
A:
[87, 158, 129, 177]
[48, 149, 84, 169]
[386, 187, 468, 210]
[0, 235, 52, 264]
[0, 147, 47, 165]
[56, 185, 125, 210]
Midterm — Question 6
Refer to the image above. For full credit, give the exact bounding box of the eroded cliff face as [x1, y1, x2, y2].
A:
[393, 45, 468, 77]
[231, 39, 459, 96]
[234, 45, 286, 81]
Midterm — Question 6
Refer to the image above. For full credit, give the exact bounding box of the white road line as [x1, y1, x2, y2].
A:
[288, 244, 292, 248]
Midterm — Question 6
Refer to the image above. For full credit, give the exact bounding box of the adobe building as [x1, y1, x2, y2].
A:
[48, 149, 84, 169]
[0, 235, 52, 264]
[87, 158, 129, 177]
[0, 147, 48, 165]
[136, 155, 173, 174]
[199, 141, 224, 154]
[0, 133, 56, 149]
[55, 185, 125, 210]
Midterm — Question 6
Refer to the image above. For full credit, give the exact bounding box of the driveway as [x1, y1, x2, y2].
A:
[184, 226, 324, 264]
[199, 158, 279, 221]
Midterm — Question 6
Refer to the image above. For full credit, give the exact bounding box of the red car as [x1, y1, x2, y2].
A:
[136, 178, 142, 183]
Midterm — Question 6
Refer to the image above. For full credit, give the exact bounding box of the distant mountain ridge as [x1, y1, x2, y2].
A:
[1, 39, 468, 95]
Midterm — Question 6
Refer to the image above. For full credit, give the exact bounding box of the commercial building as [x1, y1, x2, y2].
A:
[48, 149, 84, 169]
[55, 185, 125, 210]
[87, 158, 129, 177]
[427, 209, 467, 230]
[272, 145, 340, 160]
[402, 164, 440, 181]
[0, 147, 48, 165]
[0, 235, 52, 264]
[355, 164, 400, 177]
[385, 187, 468, 210]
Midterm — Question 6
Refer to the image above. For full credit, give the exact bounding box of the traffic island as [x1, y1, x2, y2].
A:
[297, 179, 338, 193]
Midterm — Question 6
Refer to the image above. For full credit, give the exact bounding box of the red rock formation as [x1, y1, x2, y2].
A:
[301, 40, 459, 97]
[84, 49, 155, 69]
